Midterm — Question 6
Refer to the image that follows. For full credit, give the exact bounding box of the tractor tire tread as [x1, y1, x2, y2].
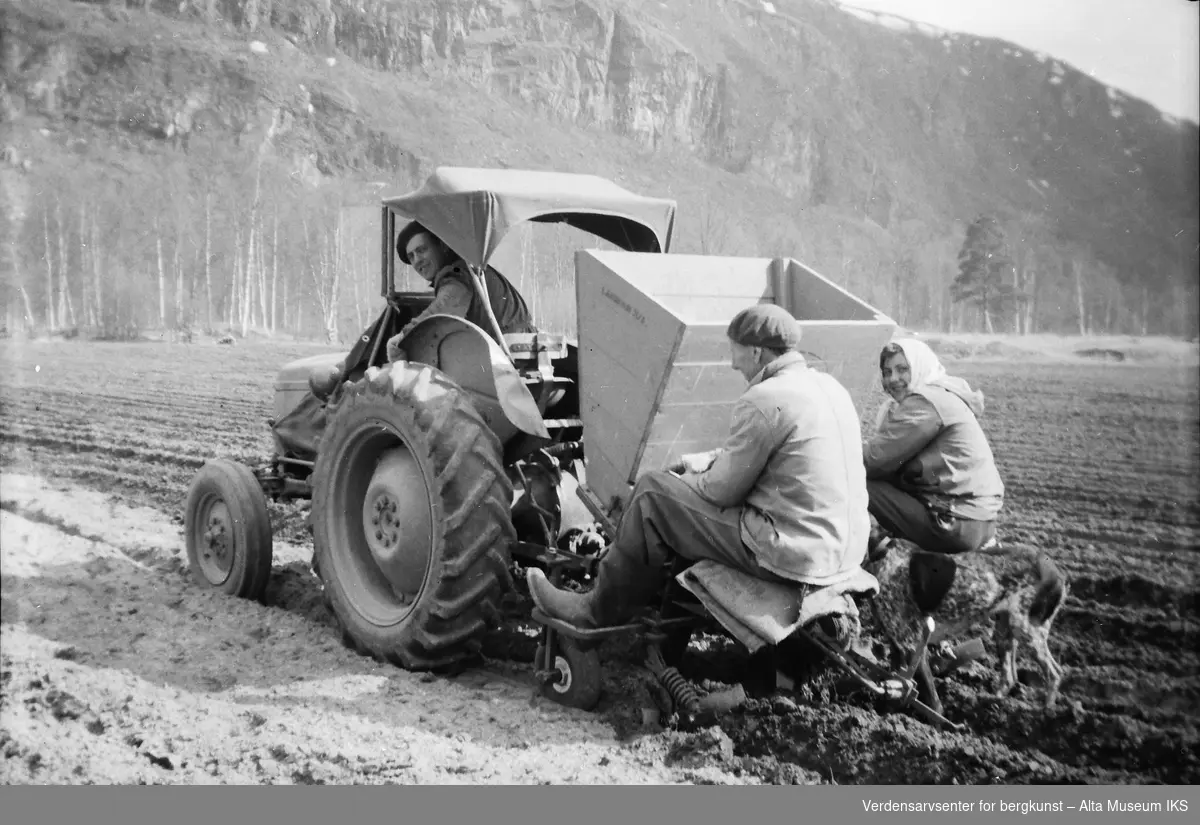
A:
[312, 363, 516, 672]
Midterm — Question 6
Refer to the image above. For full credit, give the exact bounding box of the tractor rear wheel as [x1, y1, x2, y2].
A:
[184, 459, 273, 602]
[311, 363, 515, 671]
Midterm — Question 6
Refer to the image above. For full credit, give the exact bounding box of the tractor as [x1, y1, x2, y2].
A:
[184, 167, 964, 728]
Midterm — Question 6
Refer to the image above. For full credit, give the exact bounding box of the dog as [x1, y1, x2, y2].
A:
[863, 538, 1068, 710]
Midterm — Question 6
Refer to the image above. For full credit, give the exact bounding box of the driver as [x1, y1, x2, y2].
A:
[386, 221, 535, 361]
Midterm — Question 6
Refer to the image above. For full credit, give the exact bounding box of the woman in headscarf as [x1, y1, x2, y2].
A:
[864, 338, 1004, 555]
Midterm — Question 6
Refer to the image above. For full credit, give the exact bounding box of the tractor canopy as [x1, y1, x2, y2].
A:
[381, 167, 677, 295]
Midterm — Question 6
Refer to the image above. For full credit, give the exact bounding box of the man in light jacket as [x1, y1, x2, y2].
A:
[526, 303, 870, 629]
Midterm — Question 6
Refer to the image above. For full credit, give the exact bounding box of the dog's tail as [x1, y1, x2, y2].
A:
[1029, 552, 1067, 624]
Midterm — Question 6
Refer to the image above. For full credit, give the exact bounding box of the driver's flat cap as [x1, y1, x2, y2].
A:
[726, 303, 803, 351]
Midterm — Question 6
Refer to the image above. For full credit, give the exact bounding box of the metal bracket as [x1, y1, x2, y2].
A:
[792, 619, 965, 732]
[900, 616, 937, 681]
[575, 484, 617, 538]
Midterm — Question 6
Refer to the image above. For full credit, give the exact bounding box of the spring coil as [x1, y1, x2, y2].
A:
[646, 644, 700, 716]
[657, 665, 701, 716]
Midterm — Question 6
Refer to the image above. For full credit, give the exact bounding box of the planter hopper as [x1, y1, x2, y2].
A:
[574, 249, 897, 512]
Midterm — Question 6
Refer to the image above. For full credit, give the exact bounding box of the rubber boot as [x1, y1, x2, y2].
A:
[526, 567, 598, 628]
[527, 546, 661, 630]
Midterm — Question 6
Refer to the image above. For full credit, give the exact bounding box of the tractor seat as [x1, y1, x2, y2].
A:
[674, 560, 880, 653]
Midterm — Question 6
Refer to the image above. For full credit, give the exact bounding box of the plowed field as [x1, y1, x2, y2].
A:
[1, 340, 1197, 784]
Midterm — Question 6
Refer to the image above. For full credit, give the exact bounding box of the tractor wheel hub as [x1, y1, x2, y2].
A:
[369, 493, 402, 552]
[193, 498, 234, 583]
[204, 515, 229, 557]
[359, 447, 434, 605]
[549, 655, 572, 693]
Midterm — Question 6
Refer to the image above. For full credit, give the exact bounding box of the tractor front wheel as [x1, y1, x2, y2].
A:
[311, 362, 515, 671]
[184, 459, 274, 602]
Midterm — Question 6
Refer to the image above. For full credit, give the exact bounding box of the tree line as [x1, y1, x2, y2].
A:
[1, 138, 386, 344]
[707, 199, 1194, 339]
[950, 213, 1171, 337]
[1, 139, 1193, 344]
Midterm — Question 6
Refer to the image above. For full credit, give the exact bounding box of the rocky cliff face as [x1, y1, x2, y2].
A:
[92, 0, 731, 159]
[10, 0, 1193, 197]
[3, 0, 739, 181]
[317, 0, 737, 160]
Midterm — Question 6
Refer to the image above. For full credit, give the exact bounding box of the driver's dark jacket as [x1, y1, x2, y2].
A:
[399, 260, 535, 344]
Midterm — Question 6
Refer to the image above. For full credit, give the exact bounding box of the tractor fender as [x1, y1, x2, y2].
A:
[391, 314, 550, 447]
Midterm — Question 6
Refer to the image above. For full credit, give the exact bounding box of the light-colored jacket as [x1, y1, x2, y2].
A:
[684, 351, 870, 586]
[864, 385, 1004, 521]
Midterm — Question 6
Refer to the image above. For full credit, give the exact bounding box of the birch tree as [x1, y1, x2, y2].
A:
[55, 198, 76, 329]
[155, 214, 167, 328]
[203, 192, 214, 332]
[304, 212, 342, 344]
[42, 206, 56, 331]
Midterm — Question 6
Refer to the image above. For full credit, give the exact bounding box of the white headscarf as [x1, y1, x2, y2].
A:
[872, 338, 985, 431]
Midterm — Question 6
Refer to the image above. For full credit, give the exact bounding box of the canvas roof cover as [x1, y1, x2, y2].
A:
[383, 167, 677, 276]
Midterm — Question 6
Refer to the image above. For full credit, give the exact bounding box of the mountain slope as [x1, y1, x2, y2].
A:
[1, 0, 1195, 338]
